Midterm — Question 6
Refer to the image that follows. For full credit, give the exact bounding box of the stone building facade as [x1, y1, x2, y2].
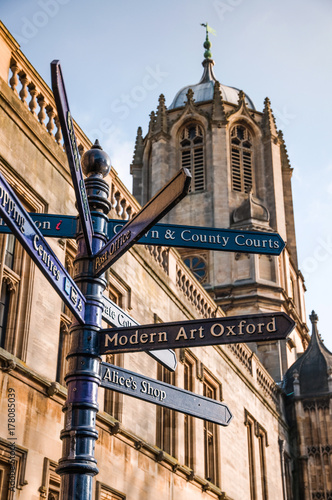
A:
[0, 21, 331, 500]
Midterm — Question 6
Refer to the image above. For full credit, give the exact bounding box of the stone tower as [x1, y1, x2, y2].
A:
[283, 312, 332, 500]
[131, 29, 309, 380]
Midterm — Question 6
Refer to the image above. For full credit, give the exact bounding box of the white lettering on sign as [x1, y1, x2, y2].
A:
[140, 381, 166, 401]
[64, 277, 83, 311]
[118, 313, 135, 327]
[174, 326, 205, 341]
[67, 111, 80, 172]
[103, 300, 137, 328]
[95, 230, 131, 270]
[234, 234, 280, 249]
[33, 235, 60, 281]
[209, 318, 277, 337]
[180, 230, 229, 246]
[0, 186, 25, 233]
[102, 367, 137, 390]
[102, 366, 167, 402]
[102, 317, 279, 352]
[34, 220, 51, 230]
[104, 330, 168, 347]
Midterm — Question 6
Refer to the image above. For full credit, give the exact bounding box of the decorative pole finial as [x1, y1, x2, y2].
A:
[309, 310, 319, 324]
[81, 141, 111, 178]
[200, 22, 216, 59]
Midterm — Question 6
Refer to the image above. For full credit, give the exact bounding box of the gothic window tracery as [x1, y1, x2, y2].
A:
[231, 125, 253, 193]
[180, 123, 205, 192]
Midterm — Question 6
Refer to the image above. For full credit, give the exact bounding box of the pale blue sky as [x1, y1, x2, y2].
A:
[2, 0, 332, 350]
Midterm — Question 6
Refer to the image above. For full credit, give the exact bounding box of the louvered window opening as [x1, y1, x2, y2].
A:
[231, 125, 253, 193]
[180, 124, 205, 192]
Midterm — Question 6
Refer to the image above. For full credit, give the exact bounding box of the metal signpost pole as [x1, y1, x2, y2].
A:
[56, 143, 111, 499]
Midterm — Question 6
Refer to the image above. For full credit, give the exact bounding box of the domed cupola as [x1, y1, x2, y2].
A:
[283, 311, 332, 398]
[169, 24, 255, 110]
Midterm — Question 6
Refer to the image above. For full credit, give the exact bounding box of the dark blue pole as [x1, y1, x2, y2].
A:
[56, 141, 111, 499]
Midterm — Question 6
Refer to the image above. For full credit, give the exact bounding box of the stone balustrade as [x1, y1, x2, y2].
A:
[7, 52, 91, 154]
[227, 339, 279, 403]
[227, 342, 253, 374]
[144, 245, 169, 274]
[108, 173, 140, 221]
[176, 262, 221, 319]
[256, 364, 279, 402]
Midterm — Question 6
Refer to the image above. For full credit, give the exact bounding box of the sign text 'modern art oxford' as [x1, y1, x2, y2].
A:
[0, 174, 85, 324]
[99, 312, 295, 355]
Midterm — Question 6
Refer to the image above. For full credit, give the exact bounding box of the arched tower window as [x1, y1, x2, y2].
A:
[180, 123, 205, 192]
[231, 125, 253, 193]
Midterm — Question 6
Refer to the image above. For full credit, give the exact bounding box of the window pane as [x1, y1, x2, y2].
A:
[203, 379, 218, 485]
[180, 124, 205, 192]
[5, 234, 15, 269]
[231, 126, 253, 193]
[0, 282, 10, 349]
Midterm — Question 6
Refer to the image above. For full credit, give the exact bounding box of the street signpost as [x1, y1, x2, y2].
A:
[93, 168, 191, 277]
[0, 173, 85, 323]
[49, 67, 191, 496]
[102, 295, 177, 371]
[100, 362, 232, 426]
[51, 60, 94, 255]
[99, 312, 295, 355]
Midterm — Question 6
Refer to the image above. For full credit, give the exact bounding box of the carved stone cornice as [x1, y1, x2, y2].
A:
[2, 266, 20, 292]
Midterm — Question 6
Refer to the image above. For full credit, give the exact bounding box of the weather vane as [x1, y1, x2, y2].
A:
[201, 22, 217, 36]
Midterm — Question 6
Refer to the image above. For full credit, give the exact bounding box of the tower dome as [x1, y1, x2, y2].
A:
[169, 29, 255, 110]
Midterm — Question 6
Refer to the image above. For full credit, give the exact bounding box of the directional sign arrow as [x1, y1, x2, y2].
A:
[100, 362, 233, 426]
[102, 295, 177, 372]
[0, 214, 285, 256]
[51, 60, 94, 255]
[0, 173, 85, 323]
[93, 168, 191, 277]
[99, 312, 295, 355]
[108, 220, 285, 256]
